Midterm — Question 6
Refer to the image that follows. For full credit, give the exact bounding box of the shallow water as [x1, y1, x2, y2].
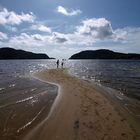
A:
[0, 59, 140, 139]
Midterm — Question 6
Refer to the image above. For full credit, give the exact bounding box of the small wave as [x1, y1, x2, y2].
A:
[30, 70, 33, 73]
[116, 95, 123, 100]
[30, 88, 37, 92]
[16, 97, 33, 104]
[0, 96, 34, 109]
[0, 87, 5, 91]
[9, 84, 16, 88]
[17, 106, 46, 133]
[124, 103, 140, 117]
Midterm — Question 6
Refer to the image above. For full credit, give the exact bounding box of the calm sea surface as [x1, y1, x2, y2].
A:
[0, 59, 140, 139]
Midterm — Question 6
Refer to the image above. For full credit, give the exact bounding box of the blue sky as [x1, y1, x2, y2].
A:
[0, 0, 140, 58]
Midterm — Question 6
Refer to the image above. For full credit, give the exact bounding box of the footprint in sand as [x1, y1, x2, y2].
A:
[121, 133, 128, 139]
[74, 120, 80, 129]
[95, 109, 99, 116]
[112, 120, 116, 126]
[105, 113, 112, 120]
[105, 116, 109, 120]
[83, 121, 102, 132]
[109, 113, 112, 116]
[121, 118, 126, 122]
[101, 134, 108, 140]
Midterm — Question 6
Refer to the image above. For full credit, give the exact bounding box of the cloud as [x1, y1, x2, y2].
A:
[0, 8, 35, 25]
[51, 32, 68, 43]
[57, 6, 82, 16]
[0, 32, 8, 40]
[45, 18, 118, 45]
[0, 18, 127, 48]
[4, 25, 17, 32]
[1, 15, 140, 58]
[8, 33, 49, 47]
[76, 18, 114, 40]
[6, 26, 139, 47]
[115, 27, 140, 44]
[31, 24, 52, 33]
[0, 18, 135, 47]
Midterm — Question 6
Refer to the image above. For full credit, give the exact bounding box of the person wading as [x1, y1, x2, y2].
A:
[61, 61, 64, 68]
[56, 59, 59, 68]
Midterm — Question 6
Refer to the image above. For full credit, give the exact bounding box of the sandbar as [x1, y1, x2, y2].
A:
[24, 69, 140, 140]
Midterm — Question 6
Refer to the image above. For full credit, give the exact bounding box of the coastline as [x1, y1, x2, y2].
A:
[24, 69, 139, 140]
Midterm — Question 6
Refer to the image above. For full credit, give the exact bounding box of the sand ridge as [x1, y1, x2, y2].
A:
[24, 69, 138, 140]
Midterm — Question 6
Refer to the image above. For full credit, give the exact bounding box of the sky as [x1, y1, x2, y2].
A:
[0, 0, 140, 58]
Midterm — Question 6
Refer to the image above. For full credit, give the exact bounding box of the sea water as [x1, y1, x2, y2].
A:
[0, 60, 57, 139]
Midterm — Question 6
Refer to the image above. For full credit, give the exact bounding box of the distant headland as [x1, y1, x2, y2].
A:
[69, 49, 140, 59]
[0, 47, 51, 59]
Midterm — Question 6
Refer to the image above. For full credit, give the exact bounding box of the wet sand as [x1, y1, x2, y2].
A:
[24, 69, 140, 140]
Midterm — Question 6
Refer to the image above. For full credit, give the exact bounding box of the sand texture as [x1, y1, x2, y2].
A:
[24, 69, 139, 140]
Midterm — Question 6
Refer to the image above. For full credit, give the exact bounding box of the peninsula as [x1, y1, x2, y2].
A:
[23, 69, 139, 140]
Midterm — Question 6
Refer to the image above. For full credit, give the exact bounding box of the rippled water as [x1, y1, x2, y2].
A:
[68, 60, 140, 100]
[0, 59, 140, 139]
[1, 60, 140, 101]
[0, 60, 57, 140]
[68, 60, 140, 119]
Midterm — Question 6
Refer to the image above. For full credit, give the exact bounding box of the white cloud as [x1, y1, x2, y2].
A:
[57, 6, 82, 16]
[5, 25, 18, 32]
[8, 33, 49, 47]
[0, 32, 8, 40]
[45, 18, 119, 45]
[50, 32, 68, 43]
[76, 18, 114, 40]
[0, 18, 128, 48]
[31, 24, 51, 33]
[1, 18, 139, 47]
[0, 8, 35, 25]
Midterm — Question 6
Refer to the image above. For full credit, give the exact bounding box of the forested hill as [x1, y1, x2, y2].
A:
[69, 49, 140, 59]
[0, 48, 50, 59]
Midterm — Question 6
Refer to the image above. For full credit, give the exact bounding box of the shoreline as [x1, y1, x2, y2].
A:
[24, 69, 140, 140]
[21, 75, 63, 138]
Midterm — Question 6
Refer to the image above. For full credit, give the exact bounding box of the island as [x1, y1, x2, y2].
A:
[0, 47, 50, 59]
[69, 49, 140, 59]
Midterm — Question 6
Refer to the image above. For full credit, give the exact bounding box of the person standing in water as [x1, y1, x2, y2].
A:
[56, 59, 59, 68]
[61, 61, 64, 68]
[61, 59, 66, 68]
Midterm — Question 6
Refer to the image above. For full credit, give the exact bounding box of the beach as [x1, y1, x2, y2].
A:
[23, 69, 140, 140]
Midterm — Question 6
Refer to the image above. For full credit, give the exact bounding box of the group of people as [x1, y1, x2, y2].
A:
[56, 59, 65, 68]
